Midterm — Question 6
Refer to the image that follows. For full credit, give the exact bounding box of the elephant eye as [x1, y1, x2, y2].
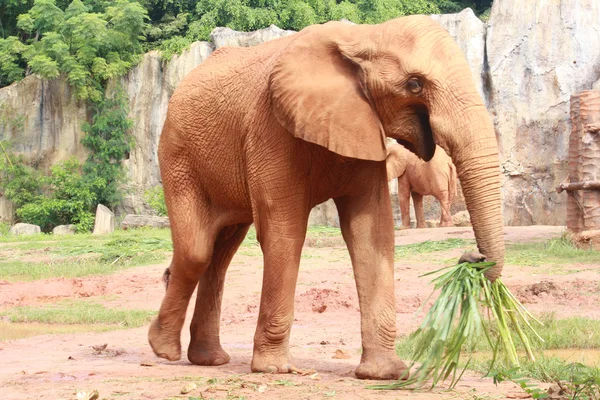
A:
[406, 77, 423, 94]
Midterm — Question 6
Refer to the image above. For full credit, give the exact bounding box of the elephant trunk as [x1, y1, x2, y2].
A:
[445, 107, 505, 281]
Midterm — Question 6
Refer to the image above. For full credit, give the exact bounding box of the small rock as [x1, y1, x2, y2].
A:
[76, 390, 99, 400]
[309, 373, 321, 380]
[257, 385, 267, 393]
[332, 349, 351, 359]
[91, 344, 107, 353]
[92, 204, 115, 235]
[140, 360, 156, 367]
[314, 304, 327, 313]
[181, 382, 198, 394]
[320, 340, 329, 345]
[53, 224, 76, 235]
[452, 210, 471, 227]
[9, 223, 41, 236]
[121, 214, 170, 230]
[425, 220, 439, 228]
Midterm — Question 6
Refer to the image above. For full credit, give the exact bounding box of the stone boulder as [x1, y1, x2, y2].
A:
[53, 224, 76, 235]
[426, 220, 439, 228]
[9, 223, 41, 235]
[121, 214, 170, 230]
[452, 210, 472, 227]
[93, 204, 115, 235]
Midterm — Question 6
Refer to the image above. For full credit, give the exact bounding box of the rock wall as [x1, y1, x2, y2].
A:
[487, 0, 600, 226]
[1, 2, 599, 226]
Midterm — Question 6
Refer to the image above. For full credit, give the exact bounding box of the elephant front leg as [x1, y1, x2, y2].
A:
[251, 212, 308, 374]
[411, 192, 427, 229]
[335, 184, 408, 380]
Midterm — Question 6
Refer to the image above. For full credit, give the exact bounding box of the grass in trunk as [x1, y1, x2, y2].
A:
[370, 261, 542, 390]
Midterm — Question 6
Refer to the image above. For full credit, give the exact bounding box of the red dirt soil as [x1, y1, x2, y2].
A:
[2, 225, 595, 399]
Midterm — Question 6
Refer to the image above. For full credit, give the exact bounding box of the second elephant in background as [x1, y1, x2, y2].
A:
[386, 141, 457, 229]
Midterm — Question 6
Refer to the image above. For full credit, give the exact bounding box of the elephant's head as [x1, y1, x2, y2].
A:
[270, 15, 504, 280]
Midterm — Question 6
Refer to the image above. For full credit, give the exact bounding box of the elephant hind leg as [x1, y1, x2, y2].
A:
[188, 223, 251, 366]
[148, 186, 218, 362]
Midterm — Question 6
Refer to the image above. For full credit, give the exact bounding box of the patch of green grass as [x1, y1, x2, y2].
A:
[0, 228, 172, 281]
[394, 238, 470, 260]
[506, 237, 600, 267]
[0, 253, 167, 282]
[397, 314, 600, 358]
[397, 314, 600, 387]
[0, 300, 156, 326]
[306, 225, 342, 237]
[0, 320, 117, 340]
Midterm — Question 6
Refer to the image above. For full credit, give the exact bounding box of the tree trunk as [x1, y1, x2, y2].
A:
[566, 91, 600, 233]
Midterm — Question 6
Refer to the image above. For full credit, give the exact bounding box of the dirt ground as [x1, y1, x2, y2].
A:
[2, 225, 598, 400]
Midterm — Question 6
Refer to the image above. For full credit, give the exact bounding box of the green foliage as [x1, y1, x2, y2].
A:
[2, 0, 493, 83]
[81, 86, 134, 207]
[0, 300, 156, 326]
[144, 185, 167, 216]
[0, 141, 42, 207]
[15, 157, 103, 232]
[0, 227, 172, 281]
[490, 364, 600, 400]
[506, 236, 600, 267]
[394, 238, 469, 259]
[2, 0, 148, 100]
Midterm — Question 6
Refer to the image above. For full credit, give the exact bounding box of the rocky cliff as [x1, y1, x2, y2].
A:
[1, 1, 599, 226]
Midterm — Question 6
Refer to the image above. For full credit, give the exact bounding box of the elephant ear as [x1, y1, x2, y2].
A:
[269, 23, 386, 161]
[385, 143, 408, 182]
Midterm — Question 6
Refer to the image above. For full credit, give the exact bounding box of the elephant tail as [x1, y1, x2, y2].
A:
[448, 161, 457, 202]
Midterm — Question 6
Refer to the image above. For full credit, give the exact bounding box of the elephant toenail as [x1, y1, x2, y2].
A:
[266, 365, 278, 374]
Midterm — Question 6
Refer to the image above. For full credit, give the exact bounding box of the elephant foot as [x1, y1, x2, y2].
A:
[439, 220, 453, 227]
[188, 342, 230, 366]
[416, 224, 427, 229]
[148, 318, 181, 361]
[355, 353, 409, 380]
[251, 351, 294, 374]
[400, 224, 411, 230]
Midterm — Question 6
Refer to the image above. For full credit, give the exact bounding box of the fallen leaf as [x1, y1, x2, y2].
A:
[140, 360, 156, 367]
[332, 349, 351, 359]
[181, 382, 198, 394]
[310, 373, 321, 381]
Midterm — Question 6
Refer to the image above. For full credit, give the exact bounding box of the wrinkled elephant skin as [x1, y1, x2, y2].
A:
[148, 15, 506, 381]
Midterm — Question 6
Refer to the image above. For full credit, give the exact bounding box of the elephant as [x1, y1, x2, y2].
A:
[148, 15, 505, 381]
[386, 140, 458, 229]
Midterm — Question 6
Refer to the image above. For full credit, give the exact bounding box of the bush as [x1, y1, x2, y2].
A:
[144, 185, 167, 216]
[16, 158, 104, 233]
[0, 141, 43, 207]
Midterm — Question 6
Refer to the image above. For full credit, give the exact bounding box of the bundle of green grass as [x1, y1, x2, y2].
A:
[371, 254, 543, 390]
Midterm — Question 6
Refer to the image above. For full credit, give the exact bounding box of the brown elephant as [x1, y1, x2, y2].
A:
[149, 15, 505, 381]
[386, 141, 457, 229]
